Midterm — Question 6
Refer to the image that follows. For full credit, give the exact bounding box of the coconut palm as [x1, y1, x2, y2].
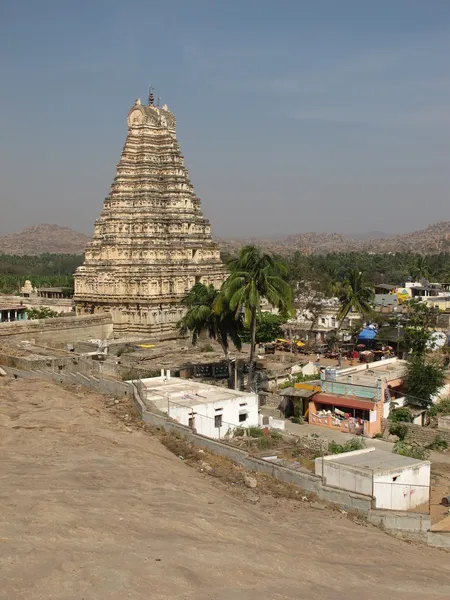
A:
[223, 245, 294, 391]
[337, 268, 374, 324]
[412, 256, 431, 281]
[177, 283, 242, 382]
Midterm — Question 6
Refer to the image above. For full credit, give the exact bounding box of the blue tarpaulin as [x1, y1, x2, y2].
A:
[358, 327, 377, 340]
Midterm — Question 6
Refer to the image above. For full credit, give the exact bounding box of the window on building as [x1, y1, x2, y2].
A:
[214, 414, 222, 428]
[239, 412, 248, 423]
[331, 317, 336, 327]
[188, 417, 194, 429]
[239, 402, 247, 407]
[321, 318, 326, 324]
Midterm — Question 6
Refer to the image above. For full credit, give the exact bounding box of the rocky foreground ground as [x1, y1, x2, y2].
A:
[1, 376, 450, 599]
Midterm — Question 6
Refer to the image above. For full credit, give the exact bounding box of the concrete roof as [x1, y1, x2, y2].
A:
[139, 376, 253, 411]
[325, 447, 429, 474]
[335, 359, 406, 386]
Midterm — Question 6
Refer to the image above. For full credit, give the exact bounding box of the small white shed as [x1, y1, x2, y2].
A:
[315, 447, 430, 510]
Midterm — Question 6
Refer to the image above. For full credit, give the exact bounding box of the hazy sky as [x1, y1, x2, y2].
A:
[1, 1, 450, 238]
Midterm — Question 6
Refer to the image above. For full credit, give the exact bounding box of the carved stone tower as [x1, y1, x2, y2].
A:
[74, 95, 226, 337]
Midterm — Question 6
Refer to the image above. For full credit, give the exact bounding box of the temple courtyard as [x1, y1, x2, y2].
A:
[1, 376, 450, 599]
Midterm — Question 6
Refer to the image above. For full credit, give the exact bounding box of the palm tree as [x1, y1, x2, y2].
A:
[223, 245, 294, 391]
[337, 268, 374, 325]
[177, 283, 242, 383]
[412, 256, 430, 281]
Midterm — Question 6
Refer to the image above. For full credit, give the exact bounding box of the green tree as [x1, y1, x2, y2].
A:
[177, 283, 242, 382]
[223, 245, 293, 391]
[337, 268, 374, 324]
[412, 256, 431, 281]
[403, 299, 438, 355]
[240, 312, 284, 344]
[25, 307, 58, 319]
[404, 354, 446, 409]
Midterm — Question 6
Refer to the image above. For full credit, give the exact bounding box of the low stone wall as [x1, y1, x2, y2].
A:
[0, 314, 113, 347]
[383, 419, 450, 446]
[368, 510, 430, 542]
[427, 531, 450, 549]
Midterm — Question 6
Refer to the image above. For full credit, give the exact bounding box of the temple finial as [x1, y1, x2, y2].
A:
[148, 86, 154, 106]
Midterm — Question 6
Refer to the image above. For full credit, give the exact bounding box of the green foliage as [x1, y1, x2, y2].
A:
[327, 438, 366, 454]
[0, 253, 81, 293]
[337, 268, 374, 322]
[257, 436, 276, 450]
[270, 429, 283, 440]
[388, 422, 408, 441]
[291, 415, 304, 424]
[372, 433, 384, 439]
[388, 407, 413, 423]
[427, 435, 448, 452]
[281, 373, 318, 389]
[248, 426, 264, 438]
[404, 354, 446, 408]
[233, 427, 245, 437]
[177, 283, 243, 363]
[223, 245, 294, 391]
[403, 300, 438, 355]
[25, 307, 58, 319]
[240, 312, 285, 344]
[393, 441, 429, 460]
[199, 343, 214, 352]
[435, 397, 450, 415]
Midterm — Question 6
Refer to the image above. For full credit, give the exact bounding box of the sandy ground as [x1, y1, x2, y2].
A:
[2, 377, 450, 600]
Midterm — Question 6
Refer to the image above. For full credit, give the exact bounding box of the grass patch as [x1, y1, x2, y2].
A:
[328, 438, 366, 455]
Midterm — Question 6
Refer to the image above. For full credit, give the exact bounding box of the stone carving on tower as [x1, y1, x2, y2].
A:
[74, 93, 226, 337]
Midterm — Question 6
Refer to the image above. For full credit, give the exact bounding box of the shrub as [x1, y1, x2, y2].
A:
[388, 422, 408, 441]
[393, 441, 429, 460]
[427, 435, 449, 452]
[257, 436, 276, 450]
[435, 397, 450, 415]
[388, 407, 412, 423]
[372, 433, 384, 439]
[248, 426, 264, 438]
[270, 430, 283, 441]
[233, 427, 245, 437]
[199, 344, 214, 352]
[291, 416, 304, 425]
[327, 438, 365, 455]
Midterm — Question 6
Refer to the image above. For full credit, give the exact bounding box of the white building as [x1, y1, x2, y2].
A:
[138, 373, 259, 439]
[315, 447, 430, 511]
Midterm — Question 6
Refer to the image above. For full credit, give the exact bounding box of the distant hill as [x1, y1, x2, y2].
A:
[0, 224, 90, 255]
[218, 221, 450, 256]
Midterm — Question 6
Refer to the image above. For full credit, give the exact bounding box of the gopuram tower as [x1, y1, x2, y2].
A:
[74, 91, 226, 337]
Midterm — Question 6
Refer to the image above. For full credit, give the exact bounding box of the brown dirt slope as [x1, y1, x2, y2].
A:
[1, 376, 450, 600]
[0, 224, 90, 255]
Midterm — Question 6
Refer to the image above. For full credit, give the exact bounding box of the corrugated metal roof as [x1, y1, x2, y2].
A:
[313, 393, 376, 411]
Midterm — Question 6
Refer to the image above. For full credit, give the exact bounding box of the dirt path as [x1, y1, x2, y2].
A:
[1, 376, 450, 600]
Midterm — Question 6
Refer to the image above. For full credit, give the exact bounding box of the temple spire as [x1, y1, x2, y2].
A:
[148, 86, 154, 106]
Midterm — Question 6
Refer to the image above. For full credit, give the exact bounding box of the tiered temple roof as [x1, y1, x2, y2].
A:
[74, 94, 225, 337]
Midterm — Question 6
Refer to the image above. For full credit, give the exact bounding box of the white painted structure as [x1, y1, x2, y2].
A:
[138, 373, 258, 439]
[315, 447, 430, 511]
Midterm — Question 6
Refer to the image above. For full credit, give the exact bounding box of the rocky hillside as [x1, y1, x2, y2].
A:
[218, 221, 450, 256]
[0, 224, 90, 255]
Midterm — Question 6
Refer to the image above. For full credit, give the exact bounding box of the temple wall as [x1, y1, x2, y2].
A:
[0, 314, 113, 347]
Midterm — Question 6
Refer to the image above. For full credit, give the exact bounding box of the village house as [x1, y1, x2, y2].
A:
[136, 372, 258, 439]
[304, 358, 407, 437]
[315, 447, 430, 511]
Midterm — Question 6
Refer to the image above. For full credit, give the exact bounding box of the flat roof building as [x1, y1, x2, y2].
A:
[137, 374, 259, 439]
[315, 447, 430, 511]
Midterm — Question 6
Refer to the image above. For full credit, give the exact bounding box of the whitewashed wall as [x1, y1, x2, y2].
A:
[167, 392, 258, 439]
[373, 464, 430, 510]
